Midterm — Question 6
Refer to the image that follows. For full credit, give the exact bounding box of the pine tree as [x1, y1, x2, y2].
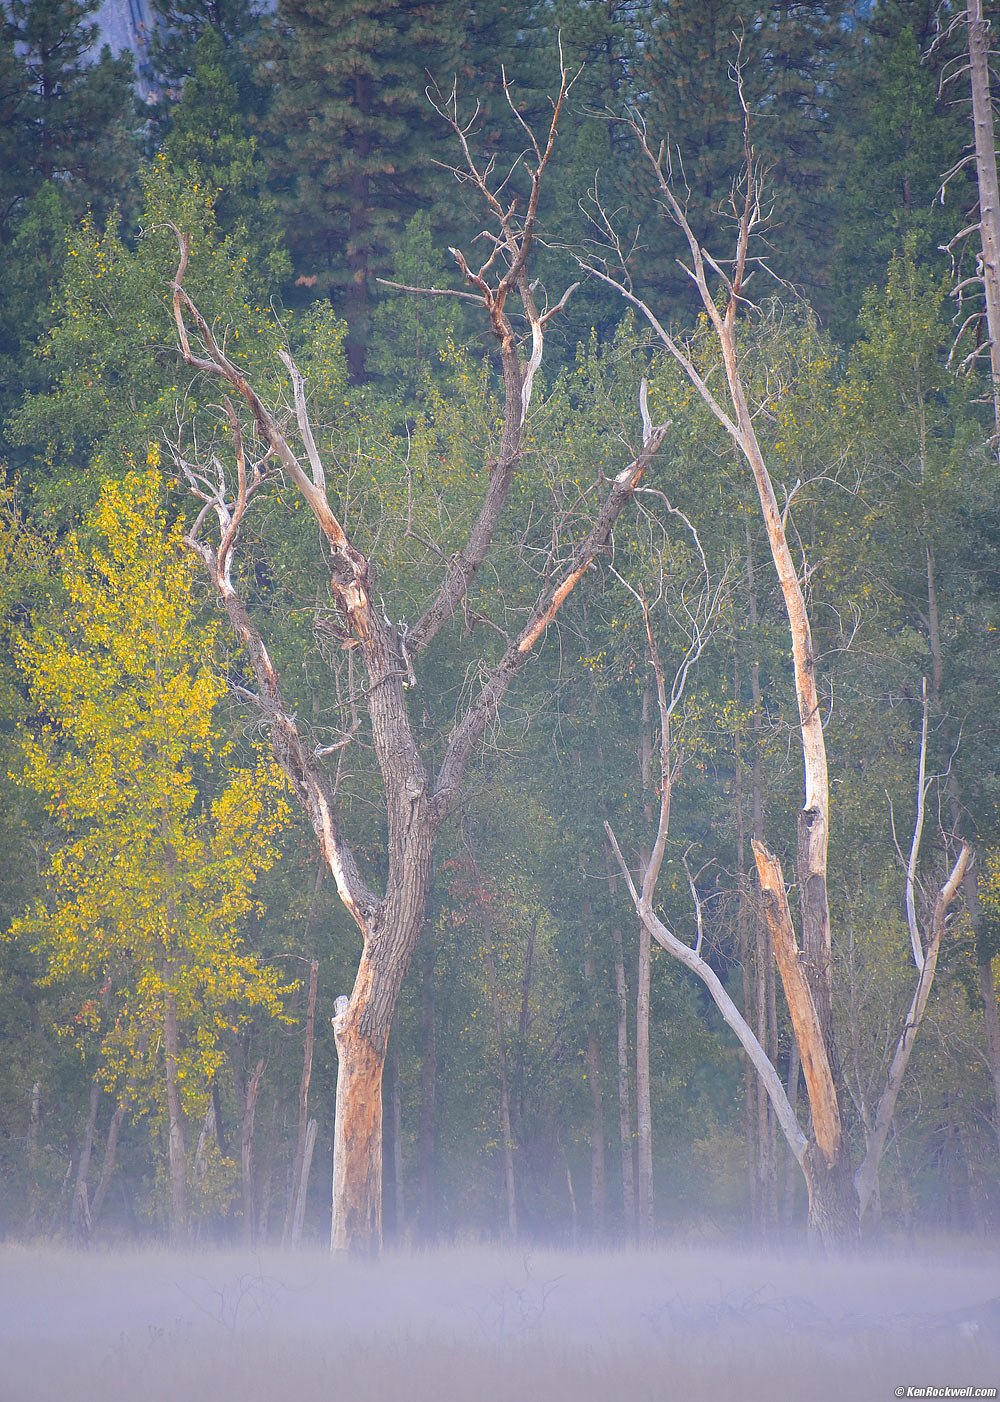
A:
[161, 28, 285, 271]
[150, 0, 267, 107]
[634, 1, 850, 311]
[260, 0, 467, 381]
[2, 0, 136, 219]
[828, 2, 967, 340]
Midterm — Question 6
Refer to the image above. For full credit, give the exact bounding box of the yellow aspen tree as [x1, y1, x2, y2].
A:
[10, 469, 292, 1241]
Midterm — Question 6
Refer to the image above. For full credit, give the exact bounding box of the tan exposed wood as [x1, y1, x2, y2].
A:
[331, 966, 384, 1254]
[752, 841, 842, 1169]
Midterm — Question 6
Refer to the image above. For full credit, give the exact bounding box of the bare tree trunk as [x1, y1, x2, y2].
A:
[258, 1097, 279, 1241]
[331, 988, 385, 1253]
[290, 1119, 317, 1246]
[782, 1041, 801, 1230]
[754, 843, 855, 1244]
[611, 917, 636, 1238]
[978, 952, 1000, 1157]
[27, 1080, 40, 1230]
[70, 1078, 100, 1242]
[636, 682, 655, 1241]
[583, 950, 607, 1237]
[241, 1058, 264, 1243]
[170, 61, 663, 1252]
[163, 990, 188, 1243]
[484, 934, 518, 1241]
[283, 958, 319, 1245]
[967, 0, 1000, 438]
[91, 1099, 127, 1227]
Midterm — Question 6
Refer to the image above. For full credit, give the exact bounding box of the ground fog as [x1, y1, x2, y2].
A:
[1, 1241, 998, 1401]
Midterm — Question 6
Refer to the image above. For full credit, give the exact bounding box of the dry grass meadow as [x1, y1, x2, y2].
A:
[1, 1240, 998, 1401]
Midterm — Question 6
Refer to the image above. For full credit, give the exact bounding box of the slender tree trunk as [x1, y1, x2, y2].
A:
[583, 950, 607, 1237]
[163, 990, 188, 1243]
[242, 1058, 265, 1243]
[283, 958, 319, 1245]
[611, 918, 636, 1238]
[291, 1119, 317, 1246]
[258, 1096, 280, 1241]
[978, 953, 1000, 1157]
[483, 934, 518, 1241]
[782, 1041, 801, 1230]
[91, 1100, 127, 1227]
[419, 937, 437, 1240]
[968, 0, 1000, 439]
[636, 682, 655, 1240]
[26, 1080, 41, 1230]
[70, 1078, 100, 1241]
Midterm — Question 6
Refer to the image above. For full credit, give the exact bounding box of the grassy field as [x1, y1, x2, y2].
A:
[1, 1240, 998, 1401]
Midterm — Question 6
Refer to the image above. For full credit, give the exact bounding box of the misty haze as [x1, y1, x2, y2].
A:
[2, 1241, 999, 1402]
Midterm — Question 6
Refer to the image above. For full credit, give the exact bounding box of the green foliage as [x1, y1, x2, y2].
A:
[1, 0, 137, 220]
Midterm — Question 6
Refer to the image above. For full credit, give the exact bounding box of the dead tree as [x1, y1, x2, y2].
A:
[939, 0, 1000, 441]
[168, 62, 670, 1254]
[590, 103, 970, 1244]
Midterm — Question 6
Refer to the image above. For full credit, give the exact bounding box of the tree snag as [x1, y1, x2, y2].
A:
[591, 90, 970, 1245]
[168, 59, 670, 1254]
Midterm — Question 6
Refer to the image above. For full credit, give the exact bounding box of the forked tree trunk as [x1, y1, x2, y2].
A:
[754, 841, 857, 1244]
[70, 1078, 101, 1241]
[171, 64, 662, 1251]
[91, 1099, 127, 1226]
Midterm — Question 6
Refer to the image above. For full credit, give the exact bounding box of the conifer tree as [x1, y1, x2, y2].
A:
[1, 0, 136, 219]
[829, 4, 966, 340]
[260, 0, 467, 380]
[635, 1, 850, 310]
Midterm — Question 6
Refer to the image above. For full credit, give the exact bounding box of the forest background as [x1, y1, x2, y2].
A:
[2, 0, 1000, 1250]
